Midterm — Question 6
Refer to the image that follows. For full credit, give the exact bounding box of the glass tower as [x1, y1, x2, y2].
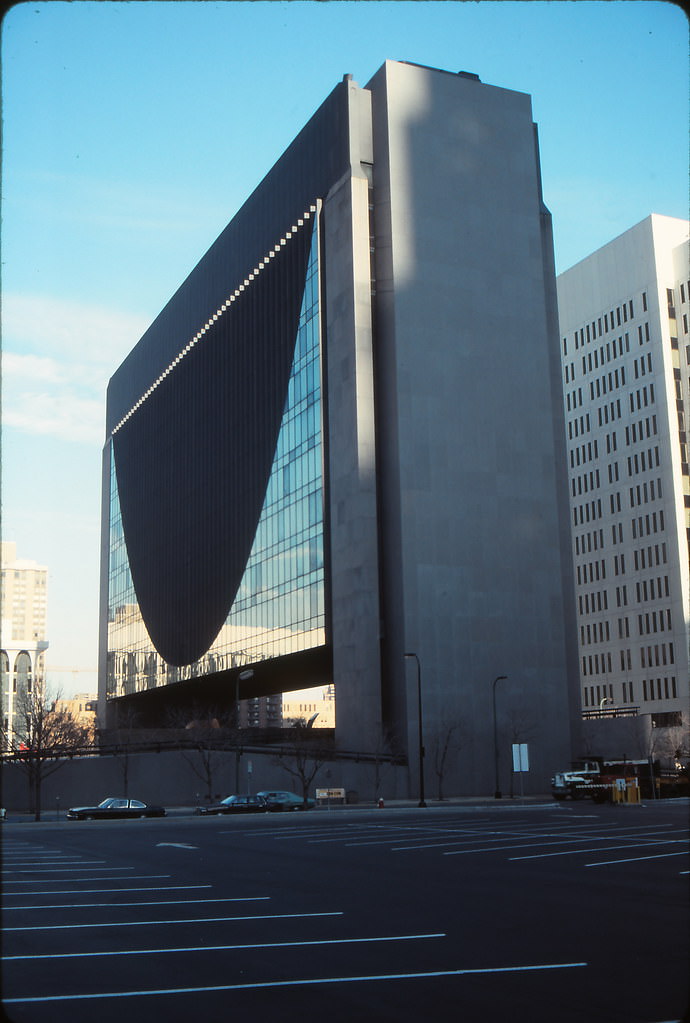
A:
[106, 217, 325, 698]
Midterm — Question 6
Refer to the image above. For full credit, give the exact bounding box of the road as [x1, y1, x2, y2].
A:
[2, 799, 688, 1023]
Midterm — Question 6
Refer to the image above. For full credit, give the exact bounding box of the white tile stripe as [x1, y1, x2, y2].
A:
[2, 931, 445, 961]
[112, 203, 319, 436]
[3, 961, 587, 1002]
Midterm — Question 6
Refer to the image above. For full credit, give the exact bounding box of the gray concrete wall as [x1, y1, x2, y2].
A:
[368, 61, 577, 796]
[324, 82, 388, 758]
[0, 747, 411, 814]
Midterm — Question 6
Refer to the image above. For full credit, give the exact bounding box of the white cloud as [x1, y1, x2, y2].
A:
[2, 292, 150, 369]
[3, 351, 69, 384]
[3, 390, 105, 445]
[2, 293, 150, 445]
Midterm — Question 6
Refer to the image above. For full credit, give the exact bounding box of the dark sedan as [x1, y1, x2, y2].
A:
[257, 789, 315, 811]
[195, 794, 268, 815]
[66, 797, 166, 820]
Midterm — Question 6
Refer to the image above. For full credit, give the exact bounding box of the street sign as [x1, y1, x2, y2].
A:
[512, 743, 529, 772]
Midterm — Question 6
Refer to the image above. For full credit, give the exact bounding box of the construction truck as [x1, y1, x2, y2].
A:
[551, 758, 654, 803]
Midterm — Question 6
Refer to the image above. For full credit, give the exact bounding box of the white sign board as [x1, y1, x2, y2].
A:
[512, 743, 529, 773]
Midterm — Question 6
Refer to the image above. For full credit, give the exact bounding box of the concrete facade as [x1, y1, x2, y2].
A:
[557, 215, 690, 743]
[365, 62, 578, 794]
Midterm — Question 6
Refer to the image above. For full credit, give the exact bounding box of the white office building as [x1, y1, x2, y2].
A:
[1, 541, 49, 747]
[557, 215, 690, 738]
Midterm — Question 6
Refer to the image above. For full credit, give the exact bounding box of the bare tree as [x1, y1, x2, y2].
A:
[430, 721, 467, 801]
[166, 704, 238, 802]
[273, 718, 328, 806]
[7, 685, 93, 820]
[369, 726, 399, 803]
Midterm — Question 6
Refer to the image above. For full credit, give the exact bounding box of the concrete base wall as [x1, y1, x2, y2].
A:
[0, 748, 417, 815]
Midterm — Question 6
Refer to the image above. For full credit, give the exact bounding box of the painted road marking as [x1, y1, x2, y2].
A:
[2, 875, 171, 885]
[2, 931, 446, 961]
[3, 960, 588, 1002]
[585, 851, 690, 867]
[156, 843, 198, 849]
[4, 910, 343, 932]
[1, 866, 137, 874]
[2, 884, 210, 896]
[511, 839, 689, 861]
[4, 896, 270, 910]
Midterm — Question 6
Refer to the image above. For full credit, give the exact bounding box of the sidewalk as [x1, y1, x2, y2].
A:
[1, 795, 555, 822]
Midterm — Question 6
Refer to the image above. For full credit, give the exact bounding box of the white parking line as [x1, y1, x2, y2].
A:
[1, 866, 137, 874]
[2, 862, 108, 872]
[4, 896, 270, 910]
[3, 960, 588, 1002]
[511, 839, 689, 861]
[2, 884, 209, 896]
[585, 851, 690, 867]
[4, 910, 343, 932]
[2, 875, 171, 885]
[2, 931, 445, 961]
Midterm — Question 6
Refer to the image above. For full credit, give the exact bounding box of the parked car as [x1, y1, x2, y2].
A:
[196, 794, 268, 815]
[257, 790, 315, 811]
[66, 797, 166, 820]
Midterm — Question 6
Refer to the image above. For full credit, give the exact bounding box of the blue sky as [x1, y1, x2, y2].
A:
[1, 0, 687, 696]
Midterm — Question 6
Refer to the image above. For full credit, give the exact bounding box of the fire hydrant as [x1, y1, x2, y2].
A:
[378, 797, 385, 808]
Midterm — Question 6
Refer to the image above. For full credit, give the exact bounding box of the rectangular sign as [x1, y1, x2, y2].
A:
[512, 743, 529, 773]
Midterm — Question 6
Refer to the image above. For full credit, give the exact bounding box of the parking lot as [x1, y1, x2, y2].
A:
[2, 799, 688, 1023]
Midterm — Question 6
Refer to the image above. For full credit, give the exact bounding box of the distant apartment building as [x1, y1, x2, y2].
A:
[239, 694, 283, 729]
[53, 693, 98, 730]
[557, 215, 690, 731]
[282, 684, 336, 728]
[1, 541, 49, 746]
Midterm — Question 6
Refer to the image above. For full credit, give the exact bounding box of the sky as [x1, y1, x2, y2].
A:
[1, 0, 688, 698]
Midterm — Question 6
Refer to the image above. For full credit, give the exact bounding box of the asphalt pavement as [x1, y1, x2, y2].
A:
[2, 799, 688, 1023]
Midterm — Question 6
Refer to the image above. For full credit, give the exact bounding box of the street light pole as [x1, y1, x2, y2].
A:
[492, 675, 507, 799]
[235, 669, 254, 792]
[404, 652, 426, 808]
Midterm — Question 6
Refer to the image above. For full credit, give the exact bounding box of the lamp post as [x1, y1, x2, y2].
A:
[404, 652, 426, 808]
[492, 675, 507, 799]
[235, 669, 254, 791]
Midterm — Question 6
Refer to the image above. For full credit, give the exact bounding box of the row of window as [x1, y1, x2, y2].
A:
[571, 470, 600, 497]
[642, 676, 678, 702]
[582, 641, 675, 677]
[625, 415, 658, 445]
[629, 383, 655, 412]
[580, 620, 610, 645]
[631, 509, 665, 538]
[573, 498, 602, 526]
[589, 366, 626, 400]
[564, 295, 641, 356]
[581, 332, 634, 377]
[629, 479, 663, 508]
[582, 675, 678, 707]
[638, 608, 673, 635]
[574, 528, 604, 556]
[597, 397, 623, 426]
[567, 413, 591, 440]
[570, 440, 598, 468]
[577, 558, 607, 585]
[576, 540, 669, 579]
[627, 445, 661, 476]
